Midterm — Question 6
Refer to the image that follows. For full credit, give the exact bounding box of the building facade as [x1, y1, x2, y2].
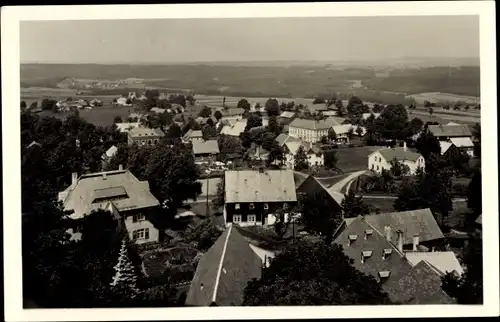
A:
[368, 146, 425, 175]
[127, 127, 164, 146]
[288, 118, 337, 143]
[223, 169, 298, 227]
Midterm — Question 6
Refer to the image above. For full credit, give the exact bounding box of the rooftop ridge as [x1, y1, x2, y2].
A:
[212, 225, 233, 304]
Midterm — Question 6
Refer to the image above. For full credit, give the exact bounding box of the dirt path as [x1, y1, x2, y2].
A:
[326, 170, 368, 204]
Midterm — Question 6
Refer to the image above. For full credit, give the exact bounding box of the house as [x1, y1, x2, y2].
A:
[150, 107, 166, 114]
[334, 216, 454, 304]
[185, 225, 262, 306]
[288, 118, 338, 143]
[275, 133, 299, 147]
[57, 166, 161, 244]
[362, 112, 381, 120]
[449, 137, 475, 157]
[282, 141, 324, 169]
[220, 119, 269, 137]
[127, 127, 164, 146]
[326, 116, 348, 125]
[331, 124, 366, 144]
[183, 129, 204, 143]
[101, 145, 118, 168]
[342, 208, 445, 251]
[278, 111, 296, 125]
[116, 97, 132, 106]
[192, 140, 220, 164]
[114, 122, 141, 133]
[428, 124, 472, 140]
[368, 144, 425, 175]
[405, 251, 464, 276]
[223, 169, 297, 227]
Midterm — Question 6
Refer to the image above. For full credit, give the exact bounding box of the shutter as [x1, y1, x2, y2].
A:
[145, 228, 150, 240]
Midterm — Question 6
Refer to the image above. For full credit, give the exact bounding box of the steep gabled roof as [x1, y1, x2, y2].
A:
[405, 251, 464, 276]
[383, 260, 456, 304]
[225, 170, 297, 203]
[371, 147, 423, 163]
[185, 225, 262, 306]
[192, 140, 220, 155]
[275, 133, 299, 147]
[428, 124, 472, 138]
[289, 118, 336, 130]
[362, 209, 445, 245]
[450, 137, 474, 148]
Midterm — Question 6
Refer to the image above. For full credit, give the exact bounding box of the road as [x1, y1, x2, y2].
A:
[326, 170, 368, 204]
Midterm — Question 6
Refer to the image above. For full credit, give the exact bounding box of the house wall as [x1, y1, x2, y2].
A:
[194, 154, 216, 165]
[286, 152, 324, 169]
[123, 211, 160, 244]
[368, 152, 425, 175]
[128, 135, 162, 147]
[289, 126, 329, 143]
[224, 201, 297, 226]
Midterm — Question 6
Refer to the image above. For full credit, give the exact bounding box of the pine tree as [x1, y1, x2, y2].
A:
[110, 238, 139, 297]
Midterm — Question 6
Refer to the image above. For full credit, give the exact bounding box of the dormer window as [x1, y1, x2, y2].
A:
[361, 250, 373, 263]
[263, 203, 269, 210]
[283, 202, 289, 210]
[249, 203, 255, 210]
[378, 271, 391, 281]
[364, 229, 373, 239]
[382, 248, 392, 260]
[235, 203, 240, 210]
[348, 234, 358, 246]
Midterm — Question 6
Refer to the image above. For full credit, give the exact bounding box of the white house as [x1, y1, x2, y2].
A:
[283, 141, 324, 169]
[288, 118, 338, 143]
[368, 144, 425, 175]
[332, 124, 366, 144]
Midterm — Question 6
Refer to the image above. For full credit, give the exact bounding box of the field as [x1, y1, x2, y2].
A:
[21, 63, 480, 100]
[408, 110, 479, 125]
[38, 106, 133, 127]
[334, 146, 379, 173]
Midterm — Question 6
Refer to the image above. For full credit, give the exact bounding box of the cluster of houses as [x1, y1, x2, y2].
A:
[70, 99, 481, 306]
[58, 78, 144, 90]
[55, 98, 103, 111]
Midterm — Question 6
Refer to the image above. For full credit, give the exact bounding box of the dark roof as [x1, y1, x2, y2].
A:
[334, 216, 413, 302]
[293, 171, 310, 189]
[383, 260, 455, 304]
[275, 133, 299, 147]
[428, 124, 472, 138]
[185, 225, 262, 306]
[296, 175, 343, 214]
[289, 117, 337, 130]
[363, 209, 445, 245]
[372, 147, 423, 163]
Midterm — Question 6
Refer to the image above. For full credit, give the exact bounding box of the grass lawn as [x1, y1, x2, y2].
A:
[142, 247, 201, 284]
[362, 196, 396, 214]
[38, 105, 134, 127]
[334, 146, 379, 173]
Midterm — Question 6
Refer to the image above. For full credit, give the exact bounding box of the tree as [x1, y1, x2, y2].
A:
[212, 179, 225, 211]
[198, 106, 212, 118]
[406, 117, 424, 138]
[294, 146, 309, 171]
[243, 242, 392, 305]
[324, 150, 337, 170]
[376, 104, 409, 140]
[394, 169, 452, 226]
[263, 98, 280, 116]
[237, 99, 251, 112]
[415, 131, 441, 159]
[267, 115, 281, 136]
[428, 107, 434, 116]
[273, 208, 288, 239]
[110, 238, 139, 297]
[372, 104, 384, 113]
[441, 236, 482, 304]
[335, 99, 344, 111]
[244, 113, 263, 132]
[21, 100, 27, 110]
[202, 124, 217, 140]
[184, 219, 223, 252]
[389, 158, 410, 177]
[113, 116, 123, 124]
[145, 89, 160, 100]
[299, 192, 341, 242]
[355, 126, 363, 137]
[41, 98, 58, 111]
[213, 110, 223, 122]
[341, 192, 370, 218]
[467, 170, 482, 215]
[186, 94, 196, 106]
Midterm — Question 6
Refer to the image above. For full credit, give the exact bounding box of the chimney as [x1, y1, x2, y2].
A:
[384, 225, 392, 242]
[396, 230, 404, 253]
[412, 234, 420, 251]
[403, 141, 407, 152]
[118, 164, 123, 170]
[71, 172, 78, 186]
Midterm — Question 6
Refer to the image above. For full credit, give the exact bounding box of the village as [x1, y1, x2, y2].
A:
[21, 86, 483, 307]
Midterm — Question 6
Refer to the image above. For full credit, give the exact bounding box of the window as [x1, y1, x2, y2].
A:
[232, 215, 242, 223]
[132, 214, 146, 223]
[235, 203, 240, 210]
[376, 165, 379, 171]
[132, 228, 150, 240]
[247, 215, 256, 223]
[249, 203, 255, 210]
[148, 139, 152, 145]
[263, 203, 269, 210]
[154, 139, 158, 144]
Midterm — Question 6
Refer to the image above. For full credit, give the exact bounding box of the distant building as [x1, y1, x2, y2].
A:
[288, 118, 338, 143]
[58, 166, 161, 244]
[101, 145, 118, 168]
[405, 251, 464, 277]
[362, 112, 381, 120]
[114, 122, 141, 133]
[368, 144, 425, 175]
[223, 169, 298, 227]
[428, 124, 474, 157]
[192, 140, 220, 164]
[150, 107, 166, 114]
[281, 140, 324, 169]
[185, 225, 262, 306]
[183, 129, 204, 143]
[332, 124, 366, 144]
[127, 127, 164, 146]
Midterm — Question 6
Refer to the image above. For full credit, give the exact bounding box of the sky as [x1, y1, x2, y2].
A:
[20, 16, 480, 63]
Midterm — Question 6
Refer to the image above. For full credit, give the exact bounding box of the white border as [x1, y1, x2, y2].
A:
[2, 2, 498, 321]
